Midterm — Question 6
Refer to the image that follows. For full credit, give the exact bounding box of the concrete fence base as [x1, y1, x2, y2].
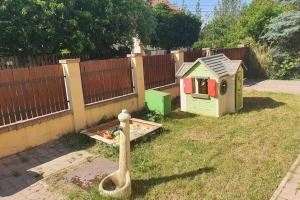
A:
[0, 52, 182, 158]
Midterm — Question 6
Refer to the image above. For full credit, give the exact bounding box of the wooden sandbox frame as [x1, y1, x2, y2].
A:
[81, 118, 162, 145]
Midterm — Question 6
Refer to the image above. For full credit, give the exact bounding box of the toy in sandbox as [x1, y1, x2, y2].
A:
[176, 53, 246, 117]
[81, 118, 162, 145]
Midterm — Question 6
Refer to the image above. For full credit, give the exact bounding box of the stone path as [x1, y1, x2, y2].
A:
[270, 155, 300, 200]
[244, 79, 300, 95]
[245, 79, 300, 200]
[0, 140, 93, 200]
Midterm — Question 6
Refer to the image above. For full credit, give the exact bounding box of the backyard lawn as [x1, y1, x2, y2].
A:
[51, 90, 300, 200]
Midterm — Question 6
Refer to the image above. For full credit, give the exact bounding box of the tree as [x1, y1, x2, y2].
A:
[195, 0, 201, 18]
[0, 0, 156, 58]
[193, 0, 242, 48]
[193, 0, 282, 48]
[181, 0, 187, 10]
[263, 11, 300, 53]
[150, 3, 201, 50]
[262, 10, 300, 79]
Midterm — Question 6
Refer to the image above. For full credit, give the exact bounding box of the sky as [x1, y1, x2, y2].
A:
[170, 0, 252, 22]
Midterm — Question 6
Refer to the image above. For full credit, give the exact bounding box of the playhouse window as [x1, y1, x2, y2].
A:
[196, 79, 208, 94]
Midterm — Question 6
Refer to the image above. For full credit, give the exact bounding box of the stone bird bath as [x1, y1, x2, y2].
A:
[99, 109, 132, 198]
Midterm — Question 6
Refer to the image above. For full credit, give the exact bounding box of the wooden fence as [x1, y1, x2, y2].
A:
[0, 53, 90, 69]
[0, 65, 68, 126]
[184, 49, 207, 62]
[212, 47, 250, 66]
[143, 54, 176, 89]
[80, 58, 134, 105]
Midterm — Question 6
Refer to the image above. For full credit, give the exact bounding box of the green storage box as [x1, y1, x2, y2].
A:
[145, 90, 171, 116]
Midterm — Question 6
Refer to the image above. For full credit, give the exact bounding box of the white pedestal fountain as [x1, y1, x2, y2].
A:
[99, 109, 132, 198]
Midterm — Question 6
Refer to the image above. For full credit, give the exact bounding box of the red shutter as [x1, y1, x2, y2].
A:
[183, 78, 193, 94]
[208, 79, 217, 97]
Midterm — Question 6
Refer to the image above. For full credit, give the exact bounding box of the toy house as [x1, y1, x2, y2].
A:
[176, 54, 245, 117]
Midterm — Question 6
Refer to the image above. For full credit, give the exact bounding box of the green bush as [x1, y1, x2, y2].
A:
[269, 52, 300, 79]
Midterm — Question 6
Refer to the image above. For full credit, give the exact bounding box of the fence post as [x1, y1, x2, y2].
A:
[171, 50, 184, 72]
[171, 50, 184, 83]
[128, 53, 145, 110]
[59, 59, 87, 132]
[203, 48, 211, 56]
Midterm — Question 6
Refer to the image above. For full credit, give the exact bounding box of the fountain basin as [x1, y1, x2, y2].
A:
[99, 170, 131, 199]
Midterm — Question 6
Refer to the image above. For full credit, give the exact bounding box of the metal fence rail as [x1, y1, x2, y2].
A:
[143, 54, 176, 89]
[184, 49, 207, 62]
[0, 65, 69, 126]
[0, 54, 91, 69]
[80, 58, 134, 105]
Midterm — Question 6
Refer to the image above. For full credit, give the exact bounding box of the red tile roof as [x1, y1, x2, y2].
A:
[146, 0, 178, 10]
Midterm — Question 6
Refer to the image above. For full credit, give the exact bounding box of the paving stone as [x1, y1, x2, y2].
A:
[279, 174, 300, 200]
[270, 155, 300, 200]
[0, 139, 94, 200]
[64, 157, 118, 189]
[244, 79, 300, 95]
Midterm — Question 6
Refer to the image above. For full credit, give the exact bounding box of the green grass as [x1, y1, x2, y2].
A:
[56, 91, 300, 200]
[12, 170, 22, 177]
[20, 155, 29, 163]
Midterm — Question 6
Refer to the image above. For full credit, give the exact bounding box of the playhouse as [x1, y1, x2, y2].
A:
[176, 53, 245, 117]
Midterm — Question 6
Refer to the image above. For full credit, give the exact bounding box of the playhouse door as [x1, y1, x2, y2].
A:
[235, 70, 243, 111]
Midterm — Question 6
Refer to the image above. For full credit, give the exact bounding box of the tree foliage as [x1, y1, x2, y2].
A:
[262, 8, 300, 79]
[193, 0, 243, 48]
[0, 0, 156, 58]
[149, 3, 201, 50]
[263, 11, 300, 53]
[193, 0, 282, 48]
[193, 0, 300, 79]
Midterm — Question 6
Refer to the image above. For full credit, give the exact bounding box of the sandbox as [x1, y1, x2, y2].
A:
[81, 118, 162, 145]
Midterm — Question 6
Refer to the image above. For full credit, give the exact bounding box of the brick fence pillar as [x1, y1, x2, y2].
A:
[171, 50, 184, 84]
[128, 53, 145, 110]
[59, 59, 87, 132]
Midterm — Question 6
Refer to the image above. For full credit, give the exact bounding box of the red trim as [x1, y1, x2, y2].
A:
[208, 79, 217, 97]
[183, 78, 193, 94]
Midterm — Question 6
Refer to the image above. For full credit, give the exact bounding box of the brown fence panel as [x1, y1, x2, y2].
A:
[0, 53, 91, 69]
[213, 47, 249, 66]
[0, 65, 68, 126]
[143, 54, 176, 90]
[80, 58, 134, 105]
[184, 49, 207, 62]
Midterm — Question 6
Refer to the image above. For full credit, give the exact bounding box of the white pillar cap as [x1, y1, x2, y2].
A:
[118, 109, 131, 122]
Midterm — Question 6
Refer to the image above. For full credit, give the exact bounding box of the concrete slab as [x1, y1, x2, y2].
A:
[244, 79, 300, 95]
[0, 139, 93, 200]
[270, 155, 300, 200]
[64, 158, 118, 189]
